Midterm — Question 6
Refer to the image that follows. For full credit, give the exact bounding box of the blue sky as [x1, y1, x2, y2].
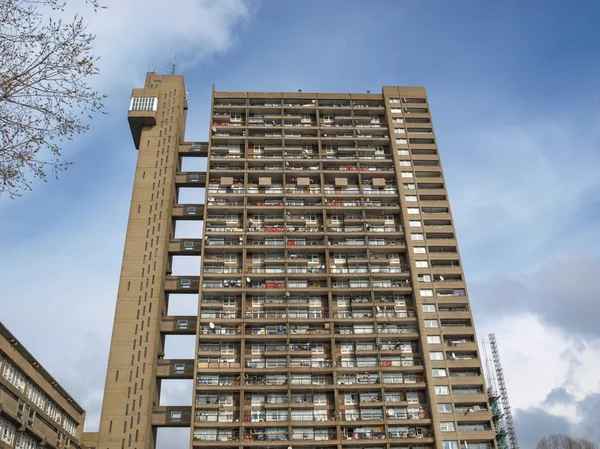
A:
[1, 1, 600, 448]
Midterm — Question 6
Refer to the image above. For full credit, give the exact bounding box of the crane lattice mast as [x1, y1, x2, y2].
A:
[488, 333, 519, 449]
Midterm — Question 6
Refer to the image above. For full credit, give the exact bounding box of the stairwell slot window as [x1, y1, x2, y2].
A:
[129, 97, 158, 112]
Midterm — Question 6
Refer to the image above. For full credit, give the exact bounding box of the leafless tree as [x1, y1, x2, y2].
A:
[537, 434, 599, 449]
[0, 0, 106, 197]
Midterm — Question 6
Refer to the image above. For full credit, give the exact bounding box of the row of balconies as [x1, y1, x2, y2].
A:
[210, 131, 392, 140]
[213, 99, 388, 108]
[214, 121, 394, 131]
[192, 409, 430, 424]
[191, 427, 434, 443]
[206, 187, 400, 196]
[201, 265, 408, 275]
[205, 199, 405, 208]
[168, 275, 467, 296]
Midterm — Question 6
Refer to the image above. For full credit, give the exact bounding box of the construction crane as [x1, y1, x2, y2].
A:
[482, 333, 519, 449]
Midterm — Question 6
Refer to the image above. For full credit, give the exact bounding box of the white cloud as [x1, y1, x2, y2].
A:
[479, 313, 600, 429]
[64, 0, 255, 86]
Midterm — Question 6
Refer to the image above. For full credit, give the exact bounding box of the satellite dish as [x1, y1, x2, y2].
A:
[439, 275, 445, 281]
[246, 277, 251, 283]
[212, 126, 217, 133]
[387, 408, 395, 416]
[285, 161, 290, 166]
[376, 306, 381, 312]
[311, 100, 315, 103]
[209, 322, 215, 329]
[285, 292, 291, 297]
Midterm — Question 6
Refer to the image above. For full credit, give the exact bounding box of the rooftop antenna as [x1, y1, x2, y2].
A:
[165, 55, 178, 75]
[367, 90, 371, 94]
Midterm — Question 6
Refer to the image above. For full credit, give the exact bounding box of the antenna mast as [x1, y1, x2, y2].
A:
[165, 56, 178, 75]
[485, 333, 519, 449]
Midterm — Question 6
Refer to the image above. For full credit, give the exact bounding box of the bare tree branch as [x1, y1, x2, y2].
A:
[0, 0, 107, 197]
[537, 434, 599, 449]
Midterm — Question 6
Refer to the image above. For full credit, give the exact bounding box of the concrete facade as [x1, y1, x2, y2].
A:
[0, 323, 86, 449]
[90, 73, 497, 449]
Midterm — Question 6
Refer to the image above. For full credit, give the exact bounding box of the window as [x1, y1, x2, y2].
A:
[428, 335, 442, 344]
[175, 364, 185, 374]
[129, 96, 158, 112]
[440, 422, 456, 431]
[443, 441, 459, 449]
[418, 274, 432, 282]
[409, 220, 421, 227]
[171, 411, 182, 421]
[433, 368, 447, 377]
[389, 98, 401, 103]
[331, 214, 343, 224]
[407, 208, 420, 215]
[398, 149, 409, 155]
[26, 383, 46, 409]
[391, 108, 402, 113]
[0, 416, 16, 445]
[405, 195, 418, 202]
[401, 171, 413, 178]
[2, 362, 26, 391]
[422, 304, 436, 313]
[435, 386, 450, 395]
[224, 254, 238, 263]
[413, 247, 426, 254]
[406, 391, 418, 403]
[394, 128, 405, 134]
[46, 401, 62, 423]
[438, 403, 453, 413]
[420, 290, 434, 297]
[399, 160, 411, 165]
[411, 233, 424, 240]
[392, 117, 404, 123]
[415, 260, 429, 268]
[222, 297, 236, 307]
[424, 319, 438, 328]
[404, 183, 416, 189]
[15, 432, 37, 449]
